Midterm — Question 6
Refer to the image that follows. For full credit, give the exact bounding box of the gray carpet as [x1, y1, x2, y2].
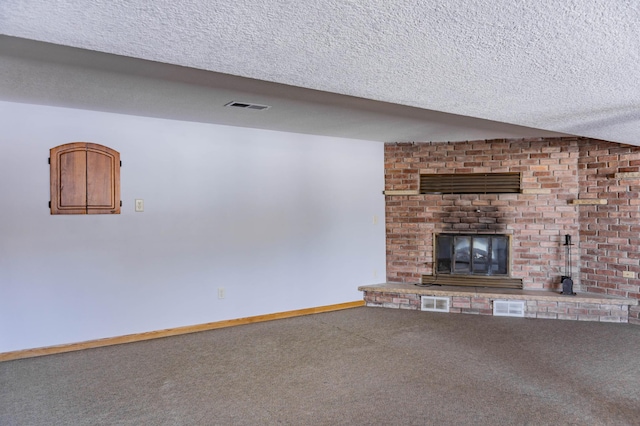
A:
[1, 307, 640, 425]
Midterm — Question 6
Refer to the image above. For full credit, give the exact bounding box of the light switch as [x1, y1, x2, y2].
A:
[135, 199, 144, 212]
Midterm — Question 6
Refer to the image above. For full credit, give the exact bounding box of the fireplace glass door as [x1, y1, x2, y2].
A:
[436, 234, 509, 276]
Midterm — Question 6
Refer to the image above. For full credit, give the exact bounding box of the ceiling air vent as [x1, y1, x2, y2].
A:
[224, 101, 271, 111]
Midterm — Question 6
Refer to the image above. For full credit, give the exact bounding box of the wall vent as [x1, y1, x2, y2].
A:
[224, 101, 271, 111]
[493, 300, 525, 317]
[420, 172, 521, 194]
[421, 296, 450, 312]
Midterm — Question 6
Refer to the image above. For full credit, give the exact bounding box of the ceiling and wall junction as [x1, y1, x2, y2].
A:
[1, 1, 638, 145]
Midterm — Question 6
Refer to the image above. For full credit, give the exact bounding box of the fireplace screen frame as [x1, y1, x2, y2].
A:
[435, 233, 511, 276]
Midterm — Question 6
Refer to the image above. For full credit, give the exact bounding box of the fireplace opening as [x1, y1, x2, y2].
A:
[436, 234, 510, 276]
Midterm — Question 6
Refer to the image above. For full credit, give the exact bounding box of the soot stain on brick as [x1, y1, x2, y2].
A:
[435, 202, 511, 233]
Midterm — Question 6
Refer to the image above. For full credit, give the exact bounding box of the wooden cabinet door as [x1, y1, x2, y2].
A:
[50, 142, 120, 215]
[55, 144, 87, 214]
[86, 143, 120, 214]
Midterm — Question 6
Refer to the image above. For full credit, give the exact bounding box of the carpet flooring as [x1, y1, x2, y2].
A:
[1, 307, 640, 425]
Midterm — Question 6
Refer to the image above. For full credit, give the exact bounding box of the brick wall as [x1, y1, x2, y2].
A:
[576, 140, 640, 324]
[385, 136, 640, 309]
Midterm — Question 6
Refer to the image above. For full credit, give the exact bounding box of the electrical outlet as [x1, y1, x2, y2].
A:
[373, 269, 378, 279]
[623, 271, 635, 278]
[373, 215, 378, 225]
[135, 199, 144, 212]
[218, 287, 225, 299]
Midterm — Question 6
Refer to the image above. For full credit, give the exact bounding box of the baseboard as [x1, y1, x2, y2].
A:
[0, 300, 365, 362]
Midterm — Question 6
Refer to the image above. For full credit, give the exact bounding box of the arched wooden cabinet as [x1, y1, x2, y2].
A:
[50, 142, 121, 214]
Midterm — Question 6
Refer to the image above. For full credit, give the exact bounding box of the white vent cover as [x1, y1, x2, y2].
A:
[493, 300, 525, 317]
[224, 101, 271, 111]
[421, 296, 450, 312]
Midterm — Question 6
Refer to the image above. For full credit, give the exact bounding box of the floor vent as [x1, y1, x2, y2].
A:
[493, 300, 525, 317]
[421, 296, 450, 312]
[224, 101, 271, 111]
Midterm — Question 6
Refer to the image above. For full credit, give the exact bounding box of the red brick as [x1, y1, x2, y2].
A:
[383, 138, 640, 311]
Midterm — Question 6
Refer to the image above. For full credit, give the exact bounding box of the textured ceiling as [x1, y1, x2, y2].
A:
[1, 0, 639, 145]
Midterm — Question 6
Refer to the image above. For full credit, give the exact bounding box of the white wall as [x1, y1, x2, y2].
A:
[0, 101, 386, 353]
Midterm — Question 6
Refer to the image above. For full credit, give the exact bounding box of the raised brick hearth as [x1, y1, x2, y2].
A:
[380, 136, 640, 325]
[359, 283, 638, 323]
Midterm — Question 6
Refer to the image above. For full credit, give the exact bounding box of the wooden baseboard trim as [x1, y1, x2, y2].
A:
[0, 300, 365, 362]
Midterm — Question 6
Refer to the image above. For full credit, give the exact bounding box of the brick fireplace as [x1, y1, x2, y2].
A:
[374, 136, 640, 324]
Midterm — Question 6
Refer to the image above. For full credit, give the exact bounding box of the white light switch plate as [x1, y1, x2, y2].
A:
[135, 199, 144, 212]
